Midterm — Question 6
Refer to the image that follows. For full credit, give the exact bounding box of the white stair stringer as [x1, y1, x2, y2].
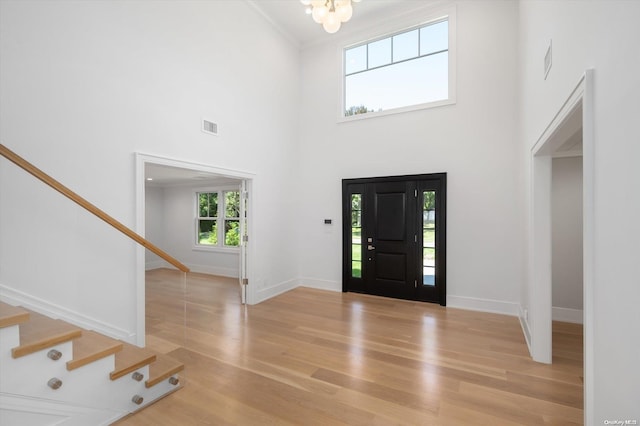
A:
[0, 392, 125, 426]
[0, 320, 182, 424]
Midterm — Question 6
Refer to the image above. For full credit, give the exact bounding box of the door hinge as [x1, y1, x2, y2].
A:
[242, 191, 249, 199]
[242, 235, 248, 242]
[414, 234, 417, 243]
[415, 189, 418, 197]
[242, 278, 249, 285]
[414, 280, 417, 288]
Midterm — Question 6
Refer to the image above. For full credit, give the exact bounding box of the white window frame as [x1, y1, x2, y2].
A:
[194, 186, 241, 253]
[338, 6, 456, 122]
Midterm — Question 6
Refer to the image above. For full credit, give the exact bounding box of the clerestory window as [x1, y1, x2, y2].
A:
[343, 15, 454, 118]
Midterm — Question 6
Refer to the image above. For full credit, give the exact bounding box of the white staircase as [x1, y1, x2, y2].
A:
[0, 302, 183, 425]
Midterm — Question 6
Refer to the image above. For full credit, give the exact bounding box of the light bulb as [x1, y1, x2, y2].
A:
[323, 11, 341, 33]
[312, 5, 329, 23]
[336, 3, 352, 22]
[311, 0, 326, 6]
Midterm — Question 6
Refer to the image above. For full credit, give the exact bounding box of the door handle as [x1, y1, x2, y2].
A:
[368, 245, 375, 250]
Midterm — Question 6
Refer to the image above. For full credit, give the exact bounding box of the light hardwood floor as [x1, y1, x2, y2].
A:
[116, 269, 583, 425]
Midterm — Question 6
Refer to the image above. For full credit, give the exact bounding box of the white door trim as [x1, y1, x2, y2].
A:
[528, 69, 594, 424]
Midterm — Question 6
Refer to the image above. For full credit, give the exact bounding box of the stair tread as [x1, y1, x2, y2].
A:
[0, 302, 30, 328]
[67, 330, 124, 371]
[12, 311, 82, 358]
[110, 341, 156, 380]
[146, 354, 184, 388]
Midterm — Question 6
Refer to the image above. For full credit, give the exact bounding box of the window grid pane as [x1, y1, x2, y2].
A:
[393, 29, 419, 62]
[198, 219, 217, 245]
[420, 20, 448, 56]
[367, 38, 392, 69]
[351, 194, 362, 278]
[224, 220, 240, 247]
[345, 44, 367, 75]
[224, 191, 240, 218]
[208, 194, 218, 217]
[198, 192, 218, 218]
[423, 191, 436, 286]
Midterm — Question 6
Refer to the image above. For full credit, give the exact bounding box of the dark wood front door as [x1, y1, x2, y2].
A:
[343, 174, 446, 305]
[367, 180, 417, 300]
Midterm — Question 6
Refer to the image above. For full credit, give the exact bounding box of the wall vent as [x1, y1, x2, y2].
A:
[202, 119, 218, 136]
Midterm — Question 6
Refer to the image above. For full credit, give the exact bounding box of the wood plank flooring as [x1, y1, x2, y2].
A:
[116, 269, 583, 425]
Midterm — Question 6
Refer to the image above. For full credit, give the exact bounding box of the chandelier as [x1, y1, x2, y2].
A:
[300, 0, 362, 34]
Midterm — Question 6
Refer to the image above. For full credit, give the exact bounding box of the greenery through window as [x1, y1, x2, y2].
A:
[351, 194, 362, 278]
[223, 191, 240, 247]
[197, 190, 240, 247]
[423, 191, 436, 286]
[344, 18, 449, 117]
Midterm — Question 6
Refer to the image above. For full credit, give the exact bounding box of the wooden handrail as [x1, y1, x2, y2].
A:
[0, 144, 189, 273]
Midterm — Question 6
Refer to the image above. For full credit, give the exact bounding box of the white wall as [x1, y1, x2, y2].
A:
[145, 184, 240, 277]
[551, 156, 583, 321]
[519, 0, 640, 421]
[296, 1, 523, 313]
[145, 186, 165, 270]
[0, 0, 300, 340]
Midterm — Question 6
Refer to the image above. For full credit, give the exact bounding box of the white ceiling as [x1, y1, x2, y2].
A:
[247, 0, 439, 48]
[145, 163, 242, 187]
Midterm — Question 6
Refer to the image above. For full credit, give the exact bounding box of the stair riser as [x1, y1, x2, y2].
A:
[137, 375, 182, 408]
[0, 326, 20, 351]
[0, 341, 74, 396]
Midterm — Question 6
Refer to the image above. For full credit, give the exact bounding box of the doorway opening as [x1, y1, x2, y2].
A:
[134, 154, 253, 347]
[528, 70, 594, 421]
[552, 155, 583, 325]
[342, 173, 447, 305]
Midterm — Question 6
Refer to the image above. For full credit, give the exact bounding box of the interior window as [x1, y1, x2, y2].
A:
[196, 190, 240, 248]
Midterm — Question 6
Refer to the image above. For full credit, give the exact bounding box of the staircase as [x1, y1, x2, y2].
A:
[0, 301, 183, 425]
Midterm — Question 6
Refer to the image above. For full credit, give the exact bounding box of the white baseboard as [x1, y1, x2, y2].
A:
[0, 284, 134, 342]
[552, 306, 583, 324]
[186, 263, 238, 278]
[254, 278, 298, 304]
[518, 304, 533, 354]
[447, 295, 519, 316]
[298, 278, 341, 292]
[145, 262, 238, 278]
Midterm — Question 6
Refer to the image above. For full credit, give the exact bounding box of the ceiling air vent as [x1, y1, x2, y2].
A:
[202, 119, 218, 136]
